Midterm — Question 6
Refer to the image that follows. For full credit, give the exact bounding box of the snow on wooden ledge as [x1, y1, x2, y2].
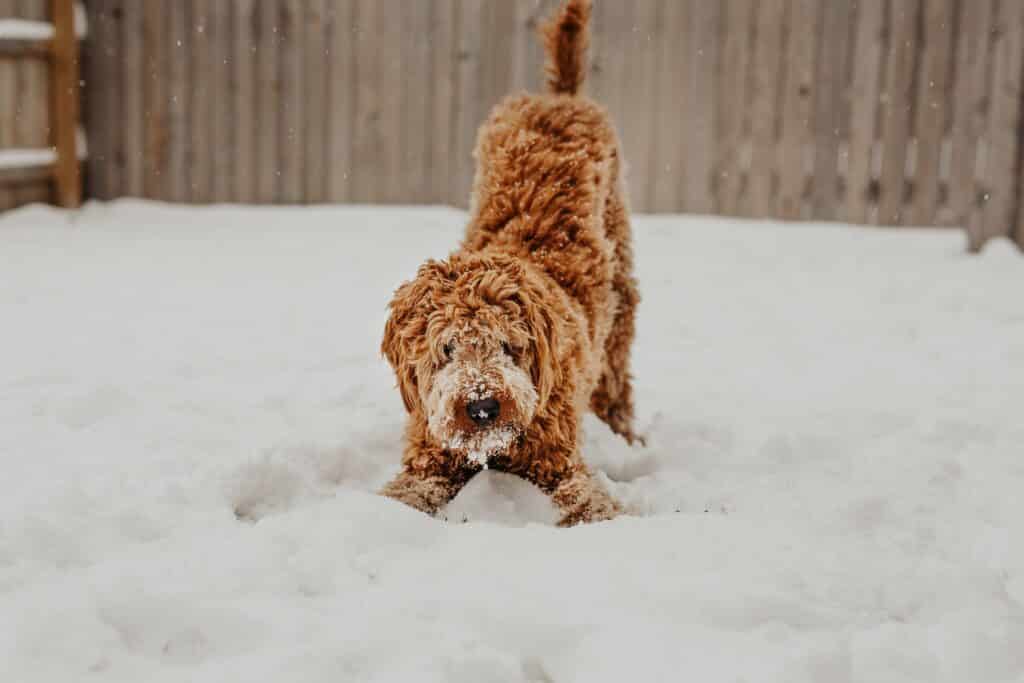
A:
[0, 3, 88, 41]
[0, 128, 88, 172]
[0, 148, 56, 170]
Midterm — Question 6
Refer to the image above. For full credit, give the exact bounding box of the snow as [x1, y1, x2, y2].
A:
[1, 200, 1023, 682]
[0, 18, 52, 40]
[0, 130, 90, 170]
[0, 147, 55, 169]
[0, 4, 88, 41]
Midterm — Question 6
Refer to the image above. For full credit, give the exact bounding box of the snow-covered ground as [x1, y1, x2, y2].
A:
[1, 201, 1023, 682]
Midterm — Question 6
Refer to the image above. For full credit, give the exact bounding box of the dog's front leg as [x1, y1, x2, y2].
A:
[380, 464, 477, 518]
[549, 465, 623, 527]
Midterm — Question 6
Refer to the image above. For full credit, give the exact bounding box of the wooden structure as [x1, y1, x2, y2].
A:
[0, 0, 82, 209]
[5, 0, 1024, 251]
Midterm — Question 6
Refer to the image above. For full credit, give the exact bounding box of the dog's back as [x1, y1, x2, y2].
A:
[463, 0, 629, 331]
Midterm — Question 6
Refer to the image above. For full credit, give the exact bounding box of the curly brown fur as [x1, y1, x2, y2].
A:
[380, 0, 640, 526]
[542, 0, 591, 95]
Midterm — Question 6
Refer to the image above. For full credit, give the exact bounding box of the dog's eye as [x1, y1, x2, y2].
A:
[502, 342, 519, 361]
[442, 342, 454, 361]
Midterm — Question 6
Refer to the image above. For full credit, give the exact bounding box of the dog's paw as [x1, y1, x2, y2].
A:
[625, 431, 647, 448]
[556, 496, 623, 527]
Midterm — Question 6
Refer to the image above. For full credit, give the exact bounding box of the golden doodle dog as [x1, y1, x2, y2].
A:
[380, 0, 640, 526]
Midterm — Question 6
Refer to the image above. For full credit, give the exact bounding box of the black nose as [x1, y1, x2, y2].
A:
[466, 397, 500, 426]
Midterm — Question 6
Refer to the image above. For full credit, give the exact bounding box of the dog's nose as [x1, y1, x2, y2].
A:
[466, 397, 500, 426]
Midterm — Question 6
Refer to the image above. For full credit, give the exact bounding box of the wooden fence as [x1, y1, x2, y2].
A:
[0, 0, 82, 209]
[0, 0, 50, 210]
[37, 1, 1024, 248]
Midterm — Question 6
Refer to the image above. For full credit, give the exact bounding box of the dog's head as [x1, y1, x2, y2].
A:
[382, 253, 563, 464]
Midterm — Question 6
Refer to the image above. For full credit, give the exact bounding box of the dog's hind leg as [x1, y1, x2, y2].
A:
[590, 192, 644, 445]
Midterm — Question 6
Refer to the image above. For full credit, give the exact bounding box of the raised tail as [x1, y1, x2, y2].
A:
[541, 0, 592, 95]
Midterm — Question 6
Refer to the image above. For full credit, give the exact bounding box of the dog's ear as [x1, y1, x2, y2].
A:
[382, 261, 451, 413]
[382, 314, 418, 414]
[516, 278, 565, 410]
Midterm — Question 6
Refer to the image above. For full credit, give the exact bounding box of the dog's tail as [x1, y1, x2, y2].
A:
[541, 0, 592, 96]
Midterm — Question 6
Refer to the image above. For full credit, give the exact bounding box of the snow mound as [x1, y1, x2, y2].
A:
[1, 201, 1022, 682]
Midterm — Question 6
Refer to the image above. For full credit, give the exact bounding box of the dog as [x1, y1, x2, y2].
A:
[380, 0, 640, 526]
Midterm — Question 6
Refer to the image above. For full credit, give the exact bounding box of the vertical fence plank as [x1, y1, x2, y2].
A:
[0, 0, 14, 210]
[50, 0, 82, 206]
[85, 0, 111, 199]
[588, 0, 614, 106]
[430, 0, 455, 205]
[810, 0, 852, 220]
[909, 0, 954, 226]
[877, 0, 919, 225]
[14, 0, 53, 205]
[619, 0, 659, 210]
[777, 0, 818, 220]
[452, 0, 483, 208]
[142, 0, 166, 198]
[210, 0, 233, 202]
[255, 0, 279, 202]
[302, 0, 326, 203]
[120, 0, 143, 198]
[351, 0, 379, 203]
[382, 0, 405, 204]
[747, 0, 785, 217]
[509, 0, 533, 93]
[108, 0, 124, 200]
[326, 0, 354, 203]
[593, 1, 630, 196]
[189, 0, 212, 202]
[278, 0, 304, 203]
[978, 0, 1024, 246]
[947, 0, 992, 235]
[650, 0, 686, 213]
[0, 0, 15, 208]
[480, 0, 515, 115]
[844, 0, 885, 224]
[595, 0, 641, 200]
[166, 1, 190, 202]
[351, 0, 381, 203]
[232, 0, 256, 202]
[716, 0, 754, 216]
[682, 0, 720, 214]
[400, 0, 432, 204]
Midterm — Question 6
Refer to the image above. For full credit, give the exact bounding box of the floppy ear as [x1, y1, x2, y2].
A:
[381, 281, 427, 414]
[382, 260, 452, 413]
[517, 279, 565, 410]
[381, 316, 418, 413]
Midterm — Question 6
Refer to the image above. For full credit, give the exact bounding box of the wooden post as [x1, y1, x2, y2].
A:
[979, 0, 1024, 247]
[877, 0, 920, 226]
[843, 0, 884, 225]
[49, 0, 81, 207]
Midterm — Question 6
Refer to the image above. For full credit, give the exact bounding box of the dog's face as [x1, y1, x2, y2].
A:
[382, 254, 561, 463]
